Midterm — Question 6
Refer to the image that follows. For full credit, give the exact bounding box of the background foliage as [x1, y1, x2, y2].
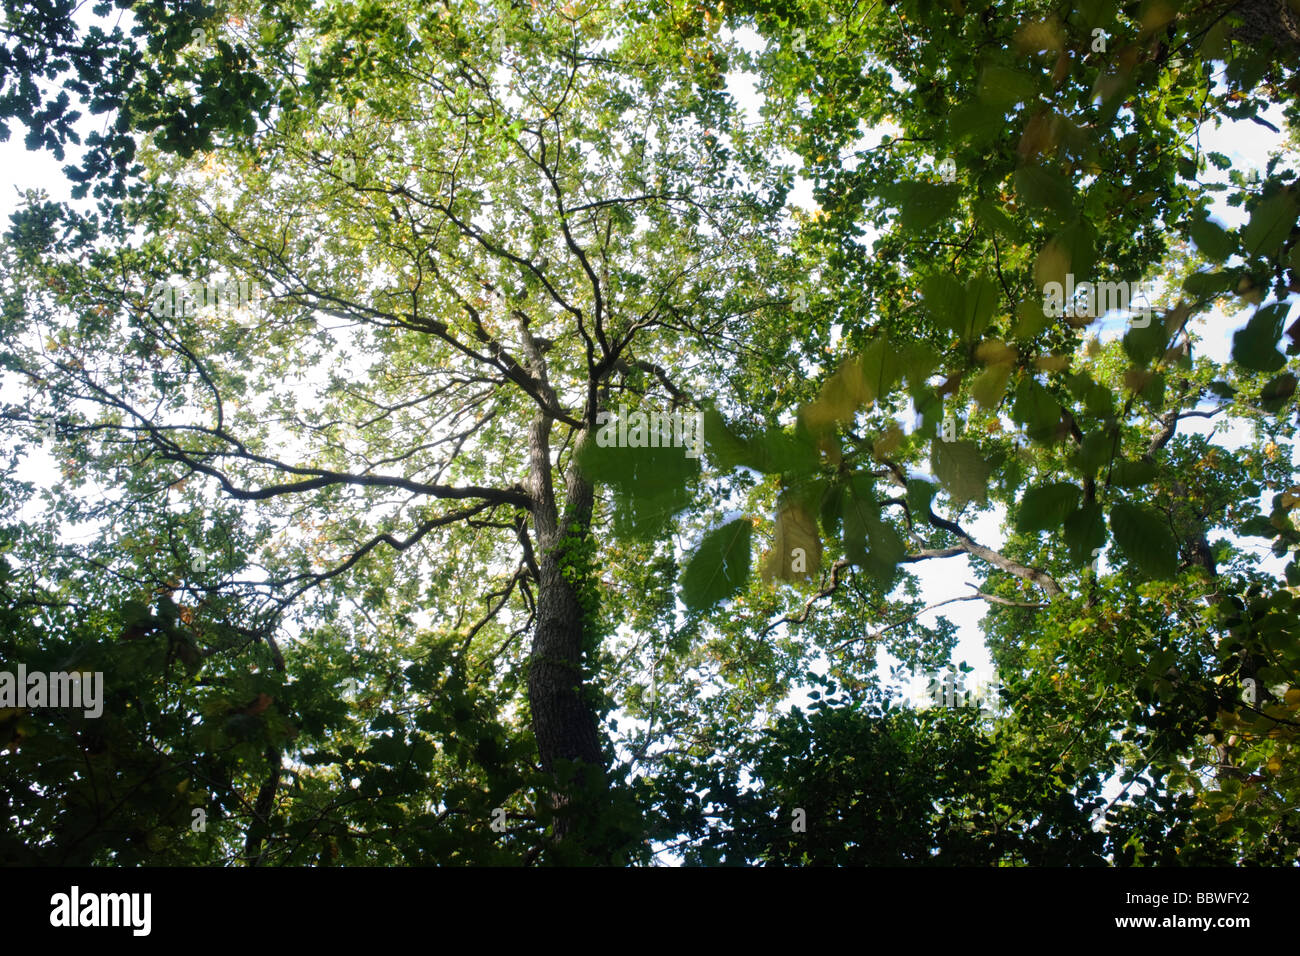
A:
[2, 0, 1299, 864]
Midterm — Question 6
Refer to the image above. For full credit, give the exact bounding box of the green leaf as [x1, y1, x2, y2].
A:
[961, 276, 1000, 342]
[1012, 377, 1062, 443]
[906, 478, 938, 517]
[1187, 215, 1235, 262]
[841, 476, 876, 567]
[978, 65, 1039, 106]
[681, 518, 752, 612]
[1183, 270, 1234, 299]
[1110, 458, 1157, 488]
[701, 408, 752, 471]
[1109, 502, 1179, 580]
[923, 272, 964, 329]
[896, 340, 940, 386]
[1065, 371, 1115, 420]
[577, 436, 698, 540]
[860, 335, 902, 401]
[1241, 188, 1300, 259]
[1063, 502, 1107, 566]
[974, 199, 1017, 238]
[745, 425, 821, 477]
[1016, 482, 1081, 533]
[802, 356, 871, 431]
[820, 480, 846, 538]
[762, 499, 822, 583]
[1137, 370, 1165, 410]
[1069, 430, 1115, 478]
[931, 439, 989, 509]
[949, 101, 1007, 144]
[1054, 218, 1098, 278]
[1015, 165, 1073, 217]
[1260, 372, 1297, 413]
[1122, 321, 1166, 368]
[841, 473, 905, 585]
[1012, 300, 1052, 340]
[886, 181, 961, 232]
[1232, 303, 1289, 373]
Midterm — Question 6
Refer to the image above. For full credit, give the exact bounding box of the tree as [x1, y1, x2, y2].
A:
[4, 0, 791, 862]
[2, 0, 1299, 865]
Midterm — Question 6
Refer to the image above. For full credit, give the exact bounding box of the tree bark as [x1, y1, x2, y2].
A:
[518, 316, 608, 848]
[528, 534, 606, 837]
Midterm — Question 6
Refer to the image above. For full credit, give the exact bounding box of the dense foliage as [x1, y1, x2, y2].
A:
[2, 0, 1298, 865]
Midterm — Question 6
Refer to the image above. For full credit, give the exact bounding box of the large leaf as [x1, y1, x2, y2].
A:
[1260, 372, 1297, 414]
[1241, 188, 1300, 259]
[1064, 371, 1115, 420]
[960, 276, 1000, 342]
[682, 519, 752, 612]
[906, 477, 939, 517]
[701, 408, 753, 471]
[923, 272, 963, 329]
[1110, 458, 1157, 488]
[931, 439, 989, 509]
[971, 359, 1014, 411]
[885, 181, 961, 231]
[1069, 430, 1115, 478]
[841, 473, 905, 585]
[1232, 303, 1289, 373]
[577, 435, 698, 540]
[1012, 377, 1062, 443]
[802, 356, 870, 431]
[761, 499, 822, 583]
[1015, 165, 1073, 217]
[1187, 215, 1235, 262]
[1063, 502, 1107, 566]
[859, 336, 902, 401]
[1109, 502, 1179, 580]
[949, 101, 1007, 144]
[1016, 482, 1081, 533]
[1182, 270, 1235, 299]
[978, 65, 1039, 106]
[1122, 320, 1166, 368]
[703, 411, 822, 477]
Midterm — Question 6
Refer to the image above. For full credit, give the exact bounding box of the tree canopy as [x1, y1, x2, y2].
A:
[2, 0, 1299, 865]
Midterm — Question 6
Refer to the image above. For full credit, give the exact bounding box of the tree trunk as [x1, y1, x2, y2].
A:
[528, 537, 606, 839]
[519, 320, 608, 847]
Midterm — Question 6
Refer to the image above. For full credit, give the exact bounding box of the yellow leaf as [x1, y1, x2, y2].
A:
[760, 500, 821, 584]
[1034, 354, 1071, 372]
[802, 356, 868, 431]
[1014, 18, 1064, 53]
[873, 424, 903, 458]
[975, 339, 1017, 366]
[1124, 368, 1155, 394]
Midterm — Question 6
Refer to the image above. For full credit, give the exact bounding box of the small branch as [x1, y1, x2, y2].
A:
[760, 559, 851, 636]
[834, 584, 1047, 649]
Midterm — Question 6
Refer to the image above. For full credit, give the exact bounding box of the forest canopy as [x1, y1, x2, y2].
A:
[1, 0, 1299, 865]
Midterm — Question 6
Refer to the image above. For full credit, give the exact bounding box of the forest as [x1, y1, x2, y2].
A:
[0, 0, 1298, 867]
